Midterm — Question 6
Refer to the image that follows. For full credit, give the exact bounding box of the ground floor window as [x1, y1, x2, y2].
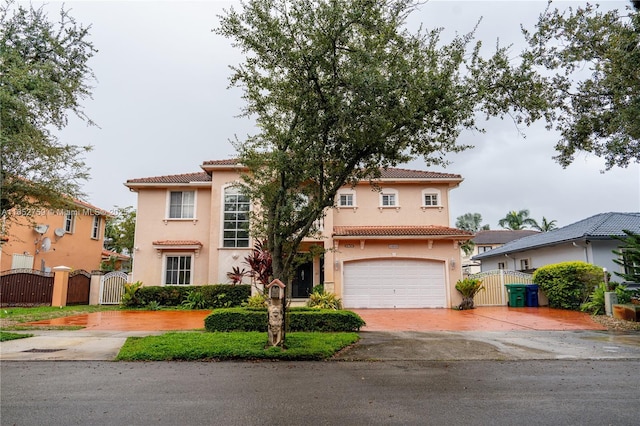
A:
[165, 255, 192, 285]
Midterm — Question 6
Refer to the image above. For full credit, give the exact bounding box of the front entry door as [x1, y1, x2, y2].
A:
[292, 261, 313, 298]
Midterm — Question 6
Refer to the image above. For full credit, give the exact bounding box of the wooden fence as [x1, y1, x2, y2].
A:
[67, 270, 91, 305]
[0, 269, 55, 306]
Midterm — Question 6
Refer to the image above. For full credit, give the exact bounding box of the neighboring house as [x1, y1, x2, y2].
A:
[472, 212, 640, 279]
[101, 249, 132, 272]
[462, 230, 540, 275]
[125, 159, 473, 308]
[0, 200, 110, 272]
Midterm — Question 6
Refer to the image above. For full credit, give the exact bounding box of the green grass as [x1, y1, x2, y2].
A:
[116, 331, 359, 361]
[0, 305, 120, 330]
[0, 331, 34, 341]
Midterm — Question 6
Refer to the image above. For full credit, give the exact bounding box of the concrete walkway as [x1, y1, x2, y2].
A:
[1, 307, 630, 361]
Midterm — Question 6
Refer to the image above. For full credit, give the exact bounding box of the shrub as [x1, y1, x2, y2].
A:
[134, 285, 250, 308]
[121, 281, 143, 307]
[181, 290, 208, 310]
[533, 262, 603, 310]
[455, 278, 484, 310]
[204, 307, 365, 332]
[581, 282, 631, 314]
[243, 293, 268, 308]
[306, 291, 342, 310]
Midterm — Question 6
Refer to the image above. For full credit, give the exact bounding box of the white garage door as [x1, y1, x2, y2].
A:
[343, 259, 446, 308]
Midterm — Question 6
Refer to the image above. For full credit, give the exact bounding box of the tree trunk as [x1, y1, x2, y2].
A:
[459, 296, 475, 310]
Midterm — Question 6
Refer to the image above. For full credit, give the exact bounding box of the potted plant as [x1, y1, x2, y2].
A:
[455, 278, 484, 310]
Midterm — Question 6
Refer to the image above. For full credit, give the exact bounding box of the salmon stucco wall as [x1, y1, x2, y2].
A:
[1, 209, 107, 272]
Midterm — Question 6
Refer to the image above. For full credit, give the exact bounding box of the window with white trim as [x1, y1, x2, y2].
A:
[223, 187, 250, 248]
[337, 189, 356, 207]
[520, 259, 530, 270]
[168, 191, 195, 219]
[64, 212, 75, 234]
[478, 246, 492, 253]
[164, 254, 193, 285]
[380, 188, 398, 207]
[497, 262, 506, 270]
[91, 216, 101, 239]
[421, 188, 441, 207]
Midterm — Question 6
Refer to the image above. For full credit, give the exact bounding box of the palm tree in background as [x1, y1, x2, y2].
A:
[531, 217, 558, 232]
[498, 209, 537, 230]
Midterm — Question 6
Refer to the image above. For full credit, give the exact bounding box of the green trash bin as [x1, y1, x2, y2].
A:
[505, 284, 526, 307]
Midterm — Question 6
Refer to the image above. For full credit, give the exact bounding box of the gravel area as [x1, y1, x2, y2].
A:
[591, 314, 640, 332]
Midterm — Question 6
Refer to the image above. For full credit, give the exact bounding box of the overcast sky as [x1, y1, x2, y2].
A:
[27, 0, 639, 229]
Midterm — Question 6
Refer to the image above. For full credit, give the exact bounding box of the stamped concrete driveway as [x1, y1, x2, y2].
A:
[23, 306, 605, 332]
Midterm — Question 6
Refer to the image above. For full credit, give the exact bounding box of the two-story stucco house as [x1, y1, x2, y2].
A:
[0, 199, 110, 272]
[125, 159, 473, 308]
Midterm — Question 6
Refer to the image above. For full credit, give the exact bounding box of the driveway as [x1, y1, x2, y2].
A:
[21, 306, 606, 332]
[3, 307, 638, 361]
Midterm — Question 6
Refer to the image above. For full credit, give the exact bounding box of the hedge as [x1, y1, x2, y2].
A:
[204, 307, 366, 332]
[134, 285, 250, 308]
[533, 261, 603, 310]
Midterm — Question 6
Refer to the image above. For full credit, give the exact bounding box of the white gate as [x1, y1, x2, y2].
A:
[468, 270, 534, 306]
[100, 271, 128, 304]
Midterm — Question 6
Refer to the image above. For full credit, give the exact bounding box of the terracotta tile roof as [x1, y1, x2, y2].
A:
[152, 240, 203, 247]
[126, 172, 211, 184]
[202, 159, 240, 166]
[101, 249, 131, 260]
[333, 226, 473, 237]
[377, 168, 461, 179]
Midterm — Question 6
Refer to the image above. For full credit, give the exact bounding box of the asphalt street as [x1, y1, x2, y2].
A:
[1, 359, 638, 425]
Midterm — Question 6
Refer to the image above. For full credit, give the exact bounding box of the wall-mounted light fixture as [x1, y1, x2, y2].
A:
[450, 259, 456, 270]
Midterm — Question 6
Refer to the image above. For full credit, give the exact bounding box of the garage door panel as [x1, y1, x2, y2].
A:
[343, 259, 446, 308]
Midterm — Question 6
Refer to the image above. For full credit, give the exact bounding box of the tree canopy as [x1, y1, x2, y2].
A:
[612, 230, 640, 283]
[0, 1, 97, 224]
[104, 206, 136, 255]
[216, 0, 552, 285]
[498, 210, 537, 231]
[522, 1, 640, 169]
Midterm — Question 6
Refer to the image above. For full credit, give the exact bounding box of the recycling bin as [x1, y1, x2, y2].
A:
[525, 284, 539, 307]
[505, 284, 526, 307]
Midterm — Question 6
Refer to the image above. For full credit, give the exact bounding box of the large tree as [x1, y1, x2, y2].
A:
[522, 1, 640, 169]
[104, 206, 136, 256]
[216, 0, 551, 287]
[0, 1, 97, 225]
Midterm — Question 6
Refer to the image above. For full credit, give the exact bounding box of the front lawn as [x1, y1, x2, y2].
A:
[116, 331, 359, 361]
[0, 331, 34, 341]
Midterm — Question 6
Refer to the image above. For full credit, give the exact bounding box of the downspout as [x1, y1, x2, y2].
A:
[504, 254, 516, 270]
[572, 241, 589, 263]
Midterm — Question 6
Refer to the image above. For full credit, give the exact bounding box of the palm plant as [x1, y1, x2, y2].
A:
[498, 209, 537, 230]
[531, 217, 558, 232]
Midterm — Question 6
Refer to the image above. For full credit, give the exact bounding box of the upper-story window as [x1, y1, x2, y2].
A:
[379, 188, 398, 208]
[64, 212, 75, 234]
[91, 216, 101, 240]
[168, 191, 195, 219]
[478, 246, 492, 253]
[337, 189, 356, 208]
[421, 188, 441, 208]
[223, 187, 250, 248]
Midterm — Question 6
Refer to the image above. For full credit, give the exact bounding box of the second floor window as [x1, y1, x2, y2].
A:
[64, 212, 75, 233]
[381, 193, 396, 207]
[339, 193, 353, 207]
[169, 191, 195, 219]
[91, 216, 101, 239]
[424, 193, 438, 206]
[223, 187, 250, 248]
